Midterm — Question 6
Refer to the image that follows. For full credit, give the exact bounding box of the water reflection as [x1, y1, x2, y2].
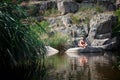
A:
[78, 56, 88, 66]
[45, 52, 120, 80]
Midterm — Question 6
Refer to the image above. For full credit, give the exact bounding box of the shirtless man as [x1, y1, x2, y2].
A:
[78, 37, 88, 48]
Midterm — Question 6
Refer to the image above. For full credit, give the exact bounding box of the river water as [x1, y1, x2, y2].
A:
[45, 52, 120, 80]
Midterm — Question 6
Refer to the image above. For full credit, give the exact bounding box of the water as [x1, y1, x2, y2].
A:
[45, 52, 120, 80]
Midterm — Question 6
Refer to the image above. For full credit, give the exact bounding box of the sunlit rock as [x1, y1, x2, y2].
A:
[45, 46, 59, 56]
[66, 37, 116, 53]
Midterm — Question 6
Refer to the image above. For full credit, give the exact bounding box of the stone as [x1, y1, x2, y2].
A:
[65, 46, 104, 53]
[28, 0, 57, 16]
[36, 16, 45, 22]
[91, 38, 109, 46]
[65, 37, 116, 53]
[47, 14, 89, 39]
[61, 15, 72, 27]
[103, 37, 117, 50]
[87, 13, 116, 43]
[108, 3, 116, 11]
[83, 13, 118, 50]
[57, 0, 79, 15]
[45, 46, 59, 56]
[116, 0, 120, 9]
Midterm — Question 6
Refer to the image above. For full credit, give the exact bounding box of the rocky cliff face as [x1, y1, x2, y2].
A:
[24, 0, 118, 50]
[47, 14, 89, 38]
[88, 13, 114, 42]
[87, 13, 117, 50]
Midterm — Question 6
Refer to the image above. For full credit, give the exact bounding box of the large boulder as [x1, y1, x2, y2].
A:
[108, 3, 116, 11]
[86, 13, 117, 50]
[45, 46, 59, 56]
[30, 1, 57, 10]
[40, 1, 57, 10]
[57, 0, 79, 15]
[65, 37, 117, 53]
[116, 0, 120, 9]
[87, 13, 116, 43]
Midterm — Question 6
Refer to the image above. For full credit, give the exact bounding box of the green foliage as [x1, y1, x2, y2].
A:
[27, 5, 59, 17]
[43, 8, 60, 17]
[84, 17, 90, 24]
[0, 1, 46, 80]
[71, 16, 80, 24]
[45, 32, 69, 51]
[95, 5, 105, 13]
[115, 9, 120, 23]
[112, 9, 120, 36]
[71, 15, 90, 25]
[39, 20, 49, 31]
[79, 4, 105, 13]
[27, 5, 37, 16]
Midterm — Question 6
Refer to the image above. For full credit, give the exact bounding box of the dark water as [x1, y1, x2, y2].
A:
[45, 52, 120, 80]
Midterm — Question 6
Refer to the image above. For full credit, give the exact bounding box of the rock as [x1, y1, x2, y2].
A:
[28, 0, 57, 16]
[85, 13, 117, 50]
[108, 3, 116, 11]
[34, 1, 57, 10]
[116, 0, 120, 9]
[70, 24, 89, 37]
[36, 16, 45, 22]
[95, 33, 111, 39]
[65, 37, 116, 53]
[45, 46, 59, 56]
[61, 15, 72, 27]
[87, 13, 116, 43]
[103, 37, 117, 50]
[57, 0, 79, 15]
[65, 46, 104, 53]
[47, 14, 89, 38]
[91, 38, 109, 46]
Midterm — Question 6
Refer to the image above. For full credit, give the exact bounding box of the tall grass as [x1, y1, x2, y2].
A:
[79, 4, 106, 13]
[0, 1, 47, 80]
[45, 32, 69, 52]
[43, 8, 60, 17]
[71, 16, 80, 24]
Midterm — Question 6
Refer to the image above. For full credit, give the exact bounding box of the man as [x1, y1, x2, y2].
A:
[78, 37, 88, 48]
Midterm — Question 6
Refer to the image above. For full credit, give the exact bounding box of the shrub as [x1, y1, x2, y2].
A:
[95, 5, 105, 13]
[45, 32, 69, 52]
[0, 1, 46, 80]
[112, 9, 120, 36]
[43, 8, 60, 17]
[71, 15, 80, 24]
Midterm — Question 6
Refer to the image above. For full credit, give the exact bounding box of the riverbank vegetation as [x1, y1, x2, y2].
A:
[71, 3, 106, 26]
[113, 9, 120, 36]
[0, 1, 47, 80]
[45, 32, 70, 52]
